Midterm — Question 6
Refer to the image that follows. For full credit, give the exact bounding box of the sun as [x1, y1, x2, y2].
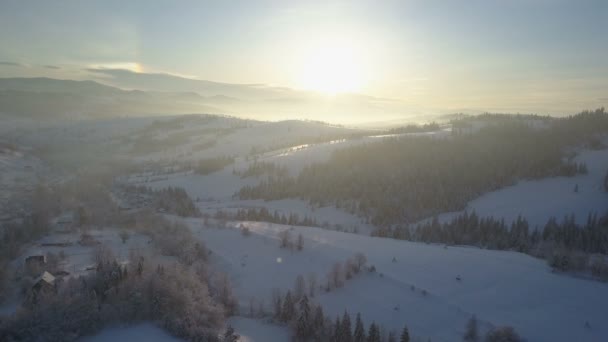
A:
[297, 39, 368, 94]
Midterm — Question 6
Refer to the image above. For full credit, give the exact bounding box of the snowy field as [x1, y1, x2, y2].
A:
[228, 317, 291, 342]
[80, 318, 290, 342]
[178, 218, 608, 342]
[428, 147, 608, 228]
[80, 323, 184, 342]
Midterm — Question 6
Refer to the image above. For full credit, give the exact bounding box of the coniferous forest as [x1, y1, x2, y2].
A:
[238, 109, 607, 226]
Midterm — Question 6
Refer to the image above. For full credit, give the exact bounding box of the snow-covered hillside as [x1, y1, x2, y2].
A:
[428, 147, 608, 228]
[177, 218, 608, 342]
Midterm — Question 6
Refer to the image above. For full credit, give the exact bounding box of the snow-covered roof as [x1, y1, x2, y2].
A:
[34, 271, 55, 285]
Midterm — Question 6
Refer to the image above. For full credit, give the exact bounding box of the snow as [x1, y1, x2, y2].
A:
[0, 228, 152, 316]
[80, 323, 184, 342]
[178, 218, 608, 342]
[429, 147, 608, 228]
[199, 198, 372, 233]
[15, 228, 151, 276]
[139, 169, 254, 201]
[228, 317, 291, 342]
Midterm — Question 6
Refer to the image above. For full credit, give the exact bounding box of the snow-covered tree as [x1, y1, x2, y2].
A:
[224, 325, 239, 342]
[464, 315, 478, 342]
[279, 230, 292, 249]
[296, 295, 311, 340]
[282, 290, 295, 322]
[217, 273, 237, 315]
[329, 262, 344, 289]
[354, 253, 367, 273]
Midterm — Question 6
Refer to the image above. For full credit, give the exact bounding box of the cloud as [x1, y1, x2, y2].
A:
[43, 65, 61, 70]
[598, 98, 608, 102]
[0, 61, 25, 67]
[87, 62, 142, 73]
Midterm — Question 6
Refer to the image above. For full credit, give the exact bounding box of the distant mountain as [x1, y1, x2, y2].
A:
[87, 68, 292, 100]
[0, 75, 426, 123]
[0, 77, 121, 95]
[87, 69, 429, 123]
[0, 77, 223, 119]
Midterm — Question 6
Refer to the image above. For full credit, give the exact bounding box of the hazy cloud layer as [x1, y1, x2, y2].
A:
[0, 61, 25, 67]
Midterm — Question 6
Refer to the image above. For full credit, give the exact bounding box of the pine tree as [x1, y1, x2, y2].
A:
[400, 324, 410, 342]
[367, 322, 381, 342]
[341, 311, 353, 342]
[282, 291, 295, 322]
[354, 313, 366, 342]
[463, 315, 478, 342]
[388, 332, 397, 342]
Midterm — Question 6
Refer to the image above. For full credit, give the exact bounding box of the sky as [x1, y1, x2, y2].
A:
[0, 0, 607, 116]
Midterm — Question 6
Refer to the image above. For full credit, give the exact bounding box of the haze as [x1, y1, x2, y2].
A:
[1, 0, 607, 124]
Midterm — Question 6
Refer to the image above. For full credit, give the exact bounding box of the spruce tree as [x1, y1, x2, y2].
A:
[354, 313, 366, 342]
[400, 324, 410, 342]
[296, 295, 311, 339]
[332, 316, 342, 342]
[282, 291, 295, 322]
[342, 311, 353, 342]
[313, 305, 325, 340]
[367, 322, 380, 342]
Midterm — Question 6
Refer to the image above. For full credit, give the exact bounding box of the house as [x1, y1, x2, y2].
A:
[25, 255, 46, 274]
[29, 271, 56, 303]
[33, 271, 56, 291]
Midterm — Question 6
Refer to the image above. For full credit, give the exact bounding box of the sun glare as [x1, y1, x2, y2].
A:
[297, 39, 368, 94]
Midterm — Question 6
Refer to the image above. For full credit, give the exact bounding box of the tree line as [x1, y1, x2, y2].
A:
[272, 291, 410, 342]
[373, 210, 608, 280]
[215, 208, 321, 228]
